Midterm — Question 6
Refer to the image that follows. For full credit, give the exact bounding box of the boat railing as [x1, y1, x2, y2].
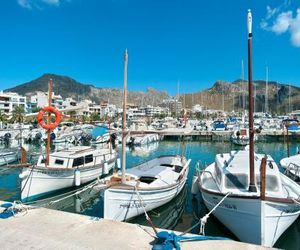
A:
[285, 162, 300, 181]
[195, 161, 221, 192]
[199, 170, 222, 192]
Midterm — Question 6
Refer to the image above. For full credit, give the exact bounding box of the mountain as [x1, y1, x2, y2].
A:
[5, 74, 169, 107]
[5, 74, 300, 113]
[181, 80, 300, 113]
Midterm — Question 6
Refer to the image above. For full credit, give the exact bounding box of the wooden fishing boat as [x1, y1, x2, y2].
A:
[192, 10, 300, 247]
[20, 146, 116, 202]
[103, 49, 191, 222]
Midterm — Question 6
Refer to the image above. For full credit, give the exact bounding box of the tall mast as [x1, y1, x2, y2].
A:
[247, 9, 257, 192]
[121, 49, 128, 183]
[46, 79, 53, 167]
[265, 66, 268, 113]
[241, 59, 245, 111]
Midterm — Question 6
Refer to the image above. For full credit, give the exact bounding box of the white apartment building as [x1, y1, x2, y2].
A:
[31, 91, 64, 109]
[62, 98, 77, 109]
[192, 104, 203, 114]
[0, 91, 27, 114]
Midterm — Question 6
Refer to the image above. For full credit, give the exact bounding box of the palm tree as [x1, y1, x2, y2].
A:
[90, 112, 100, 122]
[12, 105, 25, 123]
[0, 110, 7, 123]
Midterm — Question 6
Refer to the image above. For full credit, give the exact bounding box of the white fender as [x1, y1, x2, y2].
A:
[117, 158, 121, 169]
[104, 162, 109, 175]
[19, 169, 31, 179]
[75, 169, 81, 186]
[191, 175, 200, 195]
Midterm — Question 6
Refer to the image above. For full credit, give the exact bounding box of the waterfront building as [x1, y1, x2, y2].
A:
[159, 98, 182, 115]
[0, 91, 27, 114]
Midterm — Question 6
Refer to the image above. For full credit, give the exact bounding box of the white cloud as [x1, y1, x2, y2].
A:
[42, 0, 60, 6]
[266, 5, 279, 20]
[261, 5, 300, 48]
[17, 0, 32, 9]
[271, 11, 292, 34]
[290, 9, 300, 47]
[17, 0, 69, 9]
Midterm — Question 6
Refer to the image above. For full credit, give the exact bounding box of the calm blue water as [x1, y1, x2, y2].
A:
[0, 136, 299, 249]
[92, 126, 108, 138]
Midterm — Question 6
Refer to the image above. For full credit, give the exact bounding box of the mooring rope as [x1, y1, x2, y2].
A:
[134, 185, 158, 235]
[179, 192, 231, 236]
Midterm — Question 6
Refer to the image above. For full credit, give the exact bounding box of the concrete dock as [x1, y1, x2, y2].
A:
[0, 201, 268, 249]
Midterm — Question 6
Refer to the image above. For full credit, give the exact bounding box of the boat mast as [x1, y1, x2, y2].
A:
[265, 66, 268, 113]
[121, 49, 128, 183]
[247, 10, 257, 192]
[46, 79, 53, 167]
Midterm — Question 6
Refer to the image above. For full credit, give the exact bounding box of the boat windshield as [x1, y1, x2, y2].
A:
[225, 173, 248, 190]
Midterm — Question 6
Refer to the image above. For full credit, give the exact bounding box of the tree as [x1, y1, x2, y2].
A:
[12, 105, 25, 123]
[90, 112, 100, 122]
[0, 110, 8, 123]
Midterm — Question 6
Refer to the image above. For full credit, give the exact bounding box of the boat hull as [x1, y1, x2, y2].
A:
[104, 174, 188, 221]
[0, 151, 19, 166]
[200, 189, 300, 247]
[20, 159, 115, 201]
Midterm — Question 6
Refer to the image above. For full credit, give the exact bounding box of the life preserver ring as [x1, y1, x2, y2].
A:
[37, 106, 62, 130]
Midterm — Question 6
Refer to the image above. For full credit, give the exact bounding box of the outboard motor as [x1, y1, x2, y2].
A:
[50, 131, 56, 141]
[4, 133, 11, 145]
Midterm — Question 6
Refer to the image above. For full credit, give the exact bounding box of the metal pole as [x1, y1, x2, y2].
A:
[247, 10, 257, 192]
[46, 79, 53, 167]
[121, 49, 128, 183]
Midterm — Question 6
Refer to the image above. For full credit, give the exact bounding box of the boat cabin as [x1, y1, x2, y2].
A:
[37, 146, 114, 169]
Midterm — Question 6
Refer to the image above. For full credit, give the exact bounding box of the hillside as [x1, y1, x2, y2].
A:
[5, 74, 169, 107]
[181, 80, 300, 113]
[5, 74, 300, 113]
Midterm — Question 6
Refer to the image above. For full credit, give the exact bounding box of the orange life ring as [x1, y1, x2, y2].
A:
[37, 106, 62, 130]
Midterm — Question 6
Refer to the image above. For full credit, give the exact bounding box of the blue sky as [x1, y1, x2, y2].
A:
[0, 0, 300, 95]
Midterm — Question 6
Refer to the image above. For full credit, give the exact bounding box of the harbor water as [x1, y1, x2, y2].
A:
[0, 127, 299, 249]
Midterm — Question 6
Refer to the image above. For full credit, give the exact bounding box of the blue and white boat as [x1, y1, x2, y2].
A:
[212, 120, 226, 131]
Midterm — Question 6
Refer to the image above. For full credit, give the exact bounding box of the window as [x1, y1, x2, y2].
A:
[225, 173, 248, 189]
[55, 159, 64, 165]
[72, 157, 84, 167]
[85, 154, 93, 164]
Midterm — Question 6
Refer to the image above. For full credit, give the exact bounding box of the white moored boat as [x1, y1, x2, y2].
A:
[195, 149, 300, 247]
[0, 148, 20, 166]
[104, 155, 190, 221]
[103, 49, 191, 222]
[20, 146, 117, 201]
[91, 133, 110, 144]
[280, 154, 300, 182]
[128, 133, 159, 146]
[192, 10, 300, 247]
[231, 128, 251, 146]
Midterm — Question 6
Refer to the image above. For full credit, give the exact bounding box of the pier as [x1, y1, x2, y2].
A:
[0, 200, 267, 249]
[135, 128, 300, 142]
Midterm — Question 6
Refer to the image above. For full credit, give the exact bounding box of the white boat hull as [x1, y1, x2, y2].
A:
[201, 190, 300, 247]
[104, 175, 187, 221]
[20, 159, 115, 201]
[0, 151, 19, 166]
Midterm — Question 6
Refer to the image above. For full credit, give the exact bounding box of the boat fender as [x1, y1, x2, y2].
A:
[19, 169, 31, 179]
[104, 162, 109, 175]
[117, 158, 121, 169]
[191, 175, 200, 195]
[75, 169, 81, 186]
